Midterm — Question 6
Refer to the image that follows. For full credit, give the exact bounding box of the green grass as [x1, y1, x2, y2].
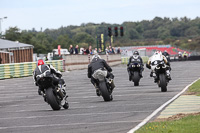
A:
[135, 114, 200, 133]
[187, 79, 200, 96]
[135, 79, 200, 133]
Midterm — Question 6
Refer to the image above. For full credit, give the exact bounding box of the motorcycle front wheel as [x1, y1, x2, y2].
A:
[132, 71, 140, 86]
[159, 74, 167, 92]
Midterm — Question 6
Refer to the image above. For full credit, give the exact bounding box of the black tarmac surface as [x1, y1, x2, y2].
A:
[0, 61, 200, 133]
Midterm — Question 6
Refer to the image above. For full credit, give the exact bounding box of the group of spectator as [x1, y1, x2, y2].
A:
[105, 46, 121, 54]
[69, 45, 121, 55]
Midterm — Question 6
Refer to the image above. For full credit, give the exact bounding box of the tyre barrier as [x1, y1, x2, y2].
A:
[0, 60, 63, 80]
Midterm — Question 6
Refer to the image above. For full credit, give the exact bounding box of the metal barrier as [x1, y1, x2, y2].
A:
[121, 56, 149, 64]
[0, 60, 63, 80]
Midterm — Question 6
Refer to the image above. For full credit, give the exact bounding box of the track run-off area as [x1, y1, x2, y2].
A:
[0, 61, 200, 133]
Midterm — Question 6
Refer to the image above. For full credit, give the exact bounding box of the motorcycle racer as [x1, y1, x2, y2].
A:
[88, 54, 115, 96]
[146, 51, 171, 82]
[127, 51, 144, 81]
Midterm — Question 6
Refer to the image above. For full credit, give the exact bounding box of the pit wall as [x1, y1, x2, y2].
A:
[0, 60, 63, 80]
[64, 54, 122, 71]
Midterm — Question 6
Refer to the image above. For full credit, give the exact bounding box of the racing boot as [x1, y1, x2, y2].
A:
[127, 69, 131, 81]
[166, 70, 172, 81]
[38, 87, 43, 95]
[139, 71, 143, 78]
[150, 71, 153, 77]
[95, 84, 101, 96]
[109, 78, 115, 93]
[152, 73, 158, 83]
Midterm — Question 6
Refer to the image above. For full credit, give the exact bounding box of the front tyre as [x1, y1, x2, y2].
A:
[46, 88, 61, 110]
[99, 82, 111, 102]
[132, 71, 140, 86]
[159, 74, 167, 92]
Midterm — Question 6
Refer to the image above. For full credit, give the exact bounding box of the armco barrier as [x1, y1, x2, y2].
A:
[121, 56, 149, 64]
[0, 60, 63, 80]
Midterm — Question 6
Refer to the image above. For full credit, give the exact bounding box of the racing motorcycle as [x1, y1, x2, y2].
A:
[152, 60, 170, 92]
[183, 54, 188, 61]
[178, 54, 182, 61]
[92, 69, 114, 101]
[129, 61, 142, 86]
[37, 70, 69, 110]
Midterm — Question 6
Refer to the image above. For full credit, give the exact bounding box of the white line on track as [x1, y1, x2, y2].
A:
[127, 77, 200, 133]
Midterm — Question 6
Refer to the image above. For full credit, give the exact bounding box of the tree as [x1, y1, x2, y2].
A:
[31, 32, 52, 54]
[53, 34, 74, 49]
[128, 29, 140, 40]
[72, 33, 95, 47]
[5, 27, 21, 41]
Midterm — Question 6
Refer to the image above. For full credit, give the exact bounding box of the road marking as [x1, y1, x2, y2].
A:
[127, 77, 200, 133]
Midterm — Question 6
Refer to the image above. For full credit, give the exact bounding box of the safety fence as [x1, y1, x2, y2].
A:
[121, 56, 149, 64]
[0, 60, 63, 80]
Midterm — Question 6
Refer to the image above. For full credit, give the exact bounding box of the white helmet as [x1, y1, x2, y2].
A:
[92, 54, 101, 60]
[154, 51, 162, 55]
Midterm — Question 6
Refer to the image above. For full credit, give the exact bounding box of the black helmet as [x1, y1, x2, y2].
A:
[133, 51, 139, 55]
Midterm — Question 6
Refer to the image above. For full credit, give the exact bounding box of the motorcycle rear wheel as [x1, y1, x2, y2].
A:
[99, 82, 112, 102]
[46, 88, 61, 110]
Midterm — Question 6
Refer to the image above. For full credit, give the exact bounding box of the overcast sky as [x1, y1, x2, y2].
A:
[0, 0, 200, 33]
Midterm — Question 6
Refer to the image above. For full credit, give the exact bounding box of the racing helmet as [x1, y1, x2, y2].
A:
[154, 51, 162, 55]
[92, 54, 101, 61]
[133, 51, 139, 55]
[37, 59, 45, 66]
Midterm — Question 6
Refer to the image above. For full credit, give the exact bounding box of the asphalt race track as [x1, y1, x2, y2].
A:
[0, 61, 200, 133]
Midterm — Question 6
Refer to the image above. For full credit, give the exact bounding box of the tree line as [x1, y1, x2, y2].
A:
[2, 16, 200, 54]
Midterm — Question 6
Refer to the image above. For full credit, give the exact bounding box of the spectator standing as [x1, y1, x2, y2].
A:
[45, 56, 48, 61]
[89, 45, 93, 54]
[69, 45, 74, 54]
[117, 47, 121, 54]
[94, 48, 97, 54]
[85, 48, 90, 54]
[112, 47, 115, 54]
[98, 48, 102, 53]
[75, 45, 79, 54]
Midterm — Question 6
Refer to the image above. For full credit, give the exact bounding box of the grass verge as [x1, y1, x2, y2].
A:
[135, 79, 200, 133]
[187, 79, 200, 96]
[135, 114, 200, 133]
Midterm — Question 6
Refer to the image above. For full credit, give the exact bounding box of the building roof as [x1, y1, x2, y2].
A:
[0, 39, 34, 49]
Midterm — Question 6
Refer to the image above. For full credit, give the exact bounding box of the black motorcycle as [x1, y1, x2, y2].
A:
[178, 54, 182, 61]
[37, 70, 69, 110]
[92, 69, 114, 101]
[129, 62, 142, 86]
[153, 60, 170, 92]
[183, 55, 188, 61]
